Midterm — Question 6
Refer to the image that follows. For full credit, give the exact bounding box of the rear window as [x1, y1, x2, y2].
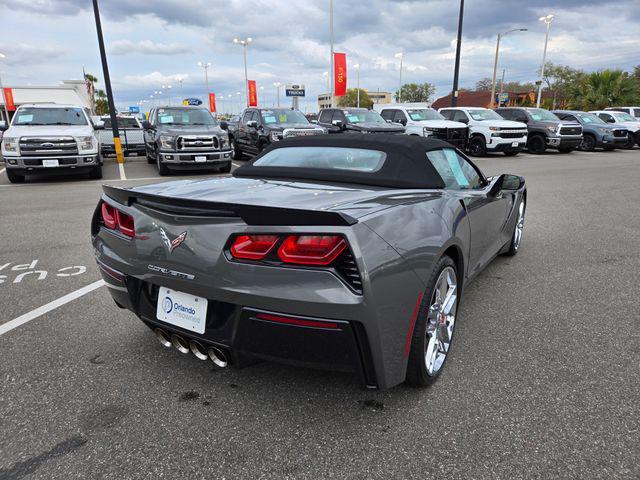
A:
[103, 117, 139, 128]
[253, 147, 386, 172]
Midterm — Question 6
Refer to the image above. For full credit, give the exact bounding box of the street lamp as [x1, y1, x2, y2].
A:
[395, 53, 404, 103]
[536, 14, 554, 108]
[259, 85, 264, 107]
[233, 37, 252, 106]
[273, 82, 282, 107]
[489, 28, 527, 108]
[0, 53, 9, 123]
[236, 91, 242, 114]
[197, 61, 212, 93]
[353, 64, 360, 108]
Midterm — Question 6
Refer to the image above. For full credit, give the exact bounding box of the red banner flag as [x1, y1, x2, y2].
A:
[3, 88, 16, 111]
[334, 53, 347, 97]
[247, 80, 258, 107]
[208, 93, 217, 113]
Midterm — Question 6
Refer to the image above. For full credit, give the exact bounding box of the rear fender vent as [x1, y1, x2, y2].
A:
[334, 249, 363, 295]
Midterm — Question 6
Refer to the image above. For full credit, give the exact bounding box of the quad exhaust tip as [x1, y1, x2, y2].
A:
[208, 346, 228, 368]
[189, 340, 208, 361]
[170, 334, 190, 354]
[154, 328, 172, 348]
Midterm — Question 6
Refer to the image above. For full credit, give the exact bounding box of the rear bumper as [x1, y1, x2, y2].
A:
[4, 154, 101, 174]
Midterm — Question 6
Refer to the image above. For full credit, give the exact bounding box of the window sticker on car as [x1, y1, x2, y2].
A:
[263, 116, 276, 124]
[443, 149, 470, 187]
[159, 115, 174, 124]
[279, 114, 287, 123]
[17, 114, 34, 123]
[346, 115, 360, 122]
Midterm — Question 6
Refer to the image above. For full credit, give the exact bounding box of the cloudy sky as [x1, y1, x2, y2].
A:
[1, 0, 638, 113]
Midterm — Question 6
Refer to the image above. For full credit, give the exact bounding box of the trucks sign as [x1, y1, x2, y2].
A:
[285, 84, 305, 97]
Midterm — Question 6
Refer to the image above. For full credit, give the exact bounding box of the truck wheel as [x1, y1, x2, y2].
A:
[579, 134, 596, 151]
[527, 135, 546, 154]
[6, 169, 25, 183]
[467, 136, 487, 157]
[231, 138, 242, 160]
[146, 145, 155, 164]
[219, 162, 232, 173]
[622, 134, 635, 149]
[156, 153, 169, 176]
[88, 165, 103, 179]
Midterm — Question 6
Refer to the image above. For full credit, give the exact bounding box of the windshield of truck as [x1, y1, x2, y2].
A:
[468, 109, 503, 121]
[406, 109, 443, 121]
[613, 112, 636, 122]
[13, 107, 87, 126]
[528, 108, 560, 122]
[575, 112, 604, 124]
[343, 110, 385, 124]
[156, 108, 216, 126]
[260, 109, 308, 125]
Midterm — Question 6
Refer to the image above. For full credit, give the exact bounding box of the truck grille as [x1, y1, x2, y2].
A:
[177, 136, 219, 150]
[23, 158, 77, 166]
[497, 130, 528, 139]
[282, 128, 325, 139]
[559, 126, 582, 136]
[613, 129, 627, 138]
[19, 137, 78, 156]
[427, 127, 468, 147]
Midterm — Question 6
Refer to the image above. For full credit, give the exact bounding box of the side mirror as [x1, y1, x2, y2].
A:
[501, 174, 525, 191]
[0, 120, 7, 131]
[93, 120, 105, 130]
[607, 118, 615, 123]
[332, 119, 344, 128]
[142, 120, 152, 130]
[458, 117, 469, 124]
[310, 119, 318, 124]
[397, 119, 407, 126]
[247, 120, 258, 128]
[219, 121, 228, 131]
[385, 119, 393, 123]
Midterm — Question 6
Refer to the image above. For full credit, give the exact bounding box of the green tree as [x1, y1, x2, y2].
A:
[539, 62, 585, 108]
[95, 89, 109, 115]
[571, 70, 639, 110]
[337, 89, 373, 109]
[395, 82, 435, 103]
[474, 77, 493, 91]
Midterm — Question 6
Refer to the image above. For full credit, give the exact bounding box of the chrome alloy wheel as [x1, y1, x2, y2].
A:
[425, 266, 457, 376]
[513, 201, 525, 251]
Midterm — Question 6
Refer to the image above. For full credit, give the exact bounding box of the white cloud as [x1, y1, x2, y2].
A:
[110, 40, 190, 56]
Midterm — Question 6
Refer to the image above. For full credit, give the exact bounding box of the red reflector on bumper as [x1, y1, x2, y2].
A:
[254, 312, 340, 330]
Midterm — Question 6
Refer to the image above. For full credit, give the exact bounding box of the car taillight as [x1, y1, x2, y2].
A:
[101, 203, 117, 229]
[116, 210, 135, 237]
[277, 235, 346, 266]
[230, 235, 279, 260]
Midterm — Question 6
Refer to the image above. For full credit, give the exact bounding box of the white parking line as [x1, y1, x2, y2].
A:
[118, 163, 127, 180]
[0, 167, 6, 175]
[232, 162, 242, 168]
[0, 280, 105, 337]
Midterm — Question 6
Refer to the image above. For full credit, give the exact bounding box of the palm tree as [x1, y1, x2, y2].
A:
[572, 70, 638, 110]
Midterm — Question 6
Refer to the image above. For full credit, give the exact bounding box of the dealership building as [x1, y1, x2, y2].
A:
[1, 80, 92, 123]
[318, 90, 392, 109]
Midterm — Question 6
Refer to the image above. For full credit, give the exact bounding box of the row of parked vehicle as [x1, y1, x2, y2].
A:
[2, 101, 639, 183]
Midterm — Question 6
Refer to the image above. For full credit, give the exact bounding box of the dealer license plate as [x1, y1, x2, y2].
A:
[511, 142, 519, 147]
[156, 286, 207, 334]
[194, 156, 207, 163]
[42, 159, 59, 167]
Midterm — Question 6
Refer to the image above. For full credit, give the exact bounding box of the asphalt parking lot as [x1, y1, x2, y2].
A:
[1, 149, 639, 479]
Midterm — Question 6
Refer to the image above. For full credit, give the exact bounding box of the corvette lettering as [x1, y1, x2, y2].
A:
[147, 265, 195, 280]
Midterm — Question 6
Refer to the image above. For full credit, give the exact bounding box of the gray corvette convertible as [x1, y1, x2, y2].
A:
[92, 135, 526, 389]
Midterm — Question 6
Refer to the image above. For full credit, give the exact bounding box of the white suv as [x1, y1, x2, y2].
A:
[439, 107, 528, 157]
[374, 104, 468, 150]
[0, 104, 103, 183]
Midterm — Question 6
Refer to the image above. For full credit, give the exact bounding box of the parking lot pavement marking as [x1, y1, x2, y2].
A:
[232, 162, 242, 168]
[0, 280, 104, 337]
[118, 162, 127, 180]
[0, 167, 5, 175]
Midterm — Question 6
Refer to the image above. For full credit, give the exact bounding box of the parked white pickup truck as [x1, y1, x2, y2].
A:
[373, 103, 469, 149]
[0, 104, 103, 183]
[439, 107, 528, 156]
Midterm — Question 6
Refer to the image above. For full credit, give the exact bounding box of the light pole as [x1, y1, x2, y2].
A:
[536, 14, 554, 108]
[227, 94, 233, 115]
[353, 64, 360, 107]
[197, 61, 211, 93]
[395, 53, 404, 103]
[259, 85, 264, 107]
[0, 53, 9, 124]
[451, 0, 465, 107]
[233, 37, 252, 106]
[329, 0, 334, 107]
[236, 92, 242, 114]
[489, 28, 527, 108]
[273, 82, 282, 107]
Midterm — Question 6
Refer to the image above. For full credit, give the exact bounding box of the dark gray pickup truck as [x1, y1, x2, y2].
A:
[142, 106, 232, 175]
[495, 107, 582, 154]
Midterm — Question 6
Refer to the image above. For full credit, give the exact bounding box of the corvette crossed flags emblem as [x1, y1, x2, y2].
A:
[159, 228, 188, 254]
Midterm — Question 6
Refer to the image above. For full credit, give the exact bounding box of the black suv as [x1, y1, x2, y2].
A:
[495, 107, 582, 154]
[229, 108, 326, 159]
[142, 106, 231, 175]
[317, 108, 405, 134]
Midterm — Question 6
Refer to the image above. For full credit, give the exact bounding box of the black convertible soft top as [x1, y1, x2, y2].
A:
[233, 135, 450, 189]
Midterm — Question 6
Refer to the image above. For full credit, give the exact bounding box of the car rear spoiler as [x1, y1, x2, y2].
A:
[102, 185, 358, 227]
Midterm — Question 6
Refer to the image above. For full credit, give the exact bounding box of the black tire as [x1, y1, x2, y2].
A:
[405, 255, 459, 387]
[156, 151, 169, 176]
[467, 136, 487, 157]
[88, 165, 103, 179]
[557, 147, 575, 153]
[6, 169, 25, 183]
[503, 198, 525, 257]
[579, 134, 596, 152]
[146, 146, 155, 164]
[503, 151, 519, 157]
[621, 134, 635, 150]
[527, 135, 546, 154]
[219, 162, 231, 173]
[230, 137, 242, 160]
